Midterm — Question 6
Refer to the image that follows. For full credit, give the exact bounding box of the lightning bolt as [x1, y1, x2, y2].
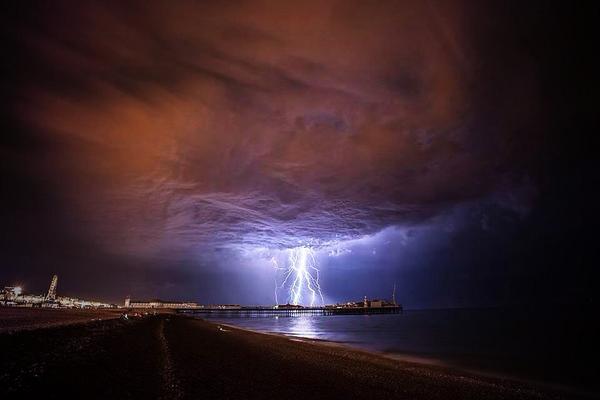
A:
[273, 246, 324, 306]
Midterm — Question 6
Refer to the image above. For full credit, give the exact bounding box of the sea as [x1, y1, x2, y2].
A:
[201, 306, 596, 392]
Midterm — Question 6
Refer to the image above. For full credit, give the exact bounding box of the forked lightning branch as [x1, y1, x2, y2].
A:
[272, 246, 325, 307]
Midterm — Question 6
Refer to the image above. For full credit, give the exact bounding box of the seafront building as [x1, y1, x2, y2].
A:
[124, 297, 202, 309]
[1, 275, 114, 308]
[324, 296, 397, 310]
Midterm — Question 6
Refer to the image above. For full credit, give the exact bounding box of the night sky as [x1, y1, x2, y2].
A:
[1, 1, 596, 307]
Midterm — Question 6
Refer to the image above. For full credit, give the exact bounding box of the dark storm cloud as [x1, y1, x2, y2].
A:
[8, 1, 541, 259]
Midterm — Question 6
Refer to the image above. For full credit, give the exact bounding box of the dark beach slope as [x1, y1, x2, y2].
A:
[0, 307, 121, 333]
[0, 314, 590, 400]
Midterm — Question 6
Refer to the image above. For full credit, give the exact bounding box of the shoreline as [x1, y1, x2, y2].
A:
[1, 311, 595, 399]
[177, 315, 587, 399]
[211, 319, 594, 398]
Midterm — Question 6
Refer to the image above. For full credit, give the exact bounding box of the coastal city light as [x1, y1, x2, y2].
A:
[1, 276, 113, 309]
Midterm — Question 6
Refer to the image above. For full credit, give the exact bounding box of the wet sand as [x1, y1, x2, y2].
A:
[0, 312, 591, 399]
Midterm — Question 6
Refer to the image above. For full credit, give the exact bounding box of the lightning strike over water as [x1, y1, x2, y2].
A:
[272, 247, 324, 306]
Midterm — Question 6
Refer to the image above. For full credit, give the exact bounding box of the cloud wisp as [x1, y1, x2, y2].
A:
[14, 1, 539, 257]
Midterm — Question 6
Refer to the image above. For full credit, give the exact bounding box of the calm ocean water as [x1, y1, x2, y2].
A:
[201, 307, 596, 391]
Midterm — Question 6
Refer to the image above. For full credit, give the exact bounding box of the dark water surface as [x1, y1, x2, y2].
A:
[202, 307, 596, 392]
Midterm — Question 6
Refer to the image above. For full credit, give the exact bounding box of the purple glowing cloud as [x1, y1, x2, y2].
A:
[15, 1, 540, 259]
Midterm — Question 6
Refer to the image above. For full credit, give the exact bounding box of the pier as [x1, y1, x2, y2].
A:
[177, 305, 402, 317]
